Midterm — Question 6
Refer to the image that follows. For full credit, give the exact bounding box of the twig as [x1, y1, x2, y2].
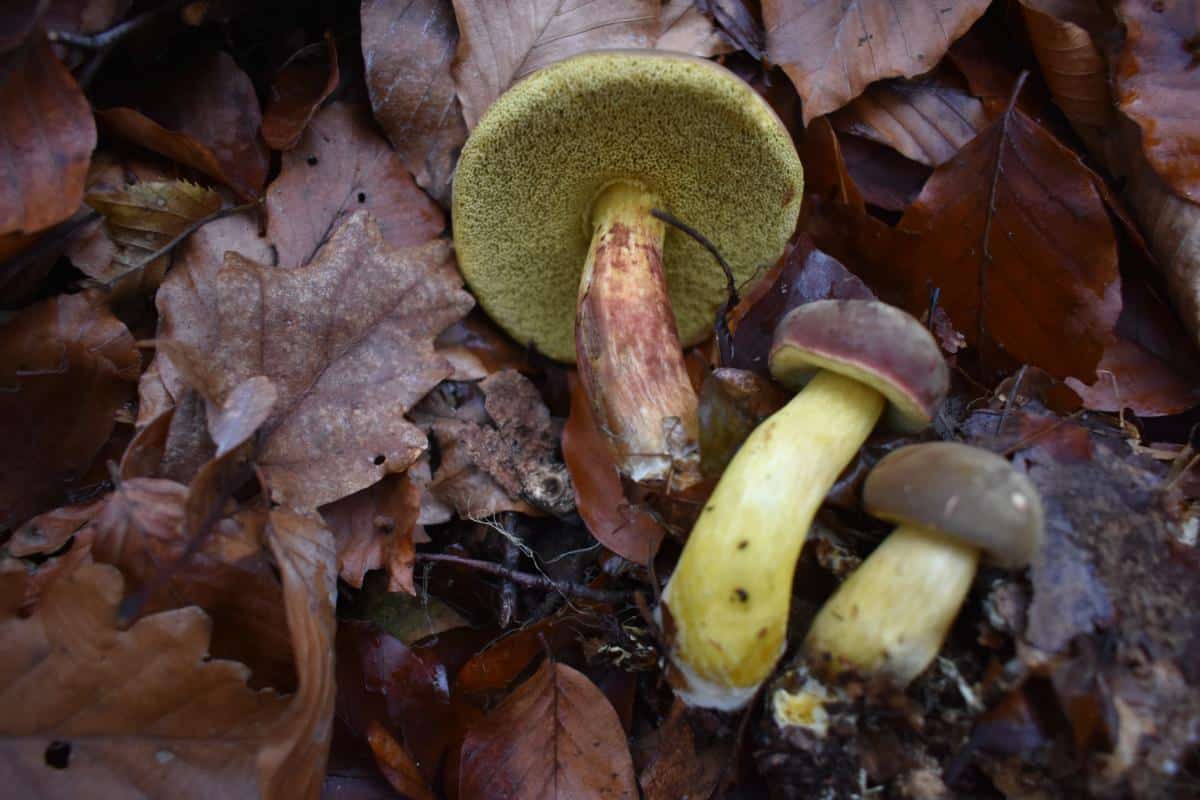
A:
[415, 552, 630, 604]
[498, 513, 520, 627]
[49, 1, 186, 88]
[134, 199, 262, 270]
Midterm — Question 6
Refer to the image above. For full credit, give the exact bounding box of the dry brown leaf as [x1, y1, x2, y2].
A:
[261, 34, 340, 151]
[320, 473, 422, 594]
[96, 52, 269, 201]
[361, 0, 468, 206]
[84, 180, 223, 287]
[451, 0, 660, 127]
[266, 102, 445, 267]
[0, 31, 96, 236]
[7, 496, 104, 557]
[0, 291, 139, 530]
[657, 0, 729, 56]
[0, 561, 289, 798]
[1020, 0, 1114, 130]
[763, 0, 990, 123]
[154, 211, 472, 509]
[1115, 0, 1200, 203]
[458, 659, 638, 799]
[366, 721, 436, 800]
[829, 75, 989, 167]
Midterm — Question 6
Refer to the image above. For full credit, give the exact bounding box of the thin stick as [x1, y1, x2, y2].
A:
[415, 552, 629, 604]
[133, 199, 261, 271]
[48, 1, 182, 50]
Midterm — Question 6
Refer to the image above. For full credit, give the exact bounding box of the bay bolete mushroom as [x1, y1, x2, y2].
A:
[659, 299, 949, 710]
[452, 51, 803, 488]
[800, 441, 1044, 687]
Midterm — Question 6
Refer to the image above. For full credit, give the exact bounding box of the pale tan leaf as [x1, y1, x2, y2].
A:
[764, 0, 991, 123]
[320, 473, 422, 593]
[1020, 0, 1114, 130]
[657, 0, 730, 57]
[451, 0, 660, 127]
[459, 660, 637, 799]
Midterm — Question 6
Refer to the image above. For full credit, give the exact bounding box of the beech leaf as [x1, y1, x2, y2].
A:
[261, 34, 340, 152]
[155, 211, 473, 509]
[459, 660, 637, 799]
[763, 0, 990, 123]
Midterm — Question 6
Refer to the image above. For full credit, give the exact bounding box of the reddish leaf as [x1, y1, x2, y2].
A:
[0, 31, 96, 236]
[361, 0, 467, 205]
[97, 52, 268, 200]
[763, 0, 990, 123]
[1115, 0, 1200, 203]
[366, 722, 435, 800]
[261, 33, 340, 151]
[321, 473, 422, 594]
[434, 311, 532, 381]
[266, 102, 445, 267]
[637, 708, 727, 800]
[8, 496, 104, 557]
[838, 134, 932, 212]
[1020, 0, 1114, 130]
[459, 660, 637, 799]
[562, 373, 665, 565]
[0, 291, 139, 529]
[0, 0, 47, 53]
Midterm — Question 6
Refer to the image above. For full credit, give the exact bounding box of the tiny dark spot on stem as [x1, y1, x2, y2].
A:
[737, 540, 749, 550]
[757, 627, 767, 639]
[733, 587, 749, 603]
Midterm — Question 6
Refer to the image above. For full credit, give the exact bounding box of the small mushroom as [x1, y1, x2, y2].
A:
[659, 299, 948, 710]
[453, 51, 804, 488]
[800, 441, 1045, 688]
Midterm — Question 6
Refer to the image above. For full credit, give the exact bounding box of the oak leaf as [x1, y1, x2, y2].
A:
[265, 102, 445, 267]
[459, 659, 637, 799]
[0, 31, 96, 236]
[320, 473, 423, 594]
[763, 0, 990, 123]
[154, 211, 472, 509]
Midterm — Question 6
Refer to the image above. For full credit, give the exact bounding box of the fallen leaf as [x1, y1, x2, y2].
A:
[361, 0, 468, 205]
[637, 707, 727, 800]
[0, 291, 139, 530]
[261, 33, 340, 151]
[84, 179, 223, 287]
[0, 0, 47, 53]
[698, 368, 788, 478]
[96, 51, 269, 200]
[562, 373, 665, 565]
[829, 75, 989, 167]
[362, 575, 468, 644]
[7, 496, 104, 557]
[0, 31, 96, 236]
[892, 101, 1121, 380]
[434, 311, 533, 381]
[458, 659, 637, 799]
[1115, 0, 1200, 203]
[1020, 0, 1114, 130]
[321, 473, 423, 593]
[838, 133, 932, 212]
[155, 211, 472, 509]
[0, 561, 289, 798]
[657, 0, 729, 56]
[41, 0, 130, 39]
[366, 722, 435, 800]
[451, 0, 659, 127]
[266, 102, 445, 267]
[763, 0, 990, 123]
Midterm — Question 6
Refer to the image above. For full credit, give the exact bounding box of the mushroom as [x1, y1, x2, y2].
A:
[800, 441, 1044, 688]
[658, 299, 949, 710]
[453, 51, 803, 488]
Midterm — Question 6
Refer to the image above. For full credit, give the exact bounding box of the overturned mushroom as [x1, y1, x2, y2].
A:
[659, 300, 948, 710]
[453, 51, 803, 489]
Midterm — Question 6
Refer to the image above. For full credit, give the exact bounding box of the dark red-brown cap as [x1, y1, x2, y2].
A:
[863, 442, 1044, 568]
[767, 300, 948, 433]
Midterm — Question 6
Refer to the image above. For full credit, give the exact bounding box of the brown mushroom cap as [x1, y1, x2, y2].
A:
[767, 300, 949, 433]
[862, 442, 1044, 568]
[453, 50, 804, 362]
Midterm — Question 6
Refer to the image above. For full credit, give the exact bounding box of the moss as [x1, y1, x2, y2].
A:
[453, 50, 804, 363]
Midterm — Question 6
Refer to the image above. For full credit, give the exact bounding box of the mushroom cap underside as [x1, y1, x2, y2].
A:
[453, 50, 804, 362]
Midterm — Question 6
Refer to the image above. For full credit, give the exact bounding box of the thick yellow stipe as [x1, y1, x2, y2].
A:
[661, 370, 885, 708]
[803, 525, 979, 686]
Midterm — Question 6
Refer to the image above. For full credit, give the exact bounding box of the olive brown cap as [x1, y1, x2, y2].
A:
[863, 442, 1045, 568]
[452, 50, 804, 362]
[768, 299, 949, 433]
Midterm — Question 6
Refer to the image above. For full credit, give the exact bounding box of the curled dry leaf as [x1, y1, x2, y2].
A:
[0, 562, 290, 798]
[829, 75, 989, 167]
[84, 179, 223, 287]
[366, 722, 436, 800]
[434, 311, 532, 381]
[320, 472, 422, 594]
[154, 211, 472, 509]
[451, 0, 659, 127]
[1115, 0, 1200, 203]
[657, 0, 729, 57]
[763, 0, 990, 123]
[96, 51, 269, 200]
[261, 33, 340, 151]
[0, 291, 139, 530]
[361, 0, 468, 206]
[562, 373, 665, 565]
[459, 659, 638, 800]
[266, 102, 445, 267]
[1020, 0, 1114, 130]
[0, 31, 95, 236]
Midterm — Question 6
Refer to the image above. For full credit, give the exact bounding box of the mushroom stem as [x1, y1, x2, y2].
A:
[802, 526, 979, 687]
[659, 369, 885, 709]
[576, 182, 701, 489]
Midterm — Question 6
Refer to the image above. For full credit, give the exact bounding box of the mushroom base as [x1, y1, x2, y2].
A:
[803, 525, 980, 687]
[576, 182, 700, 489]
[660, 369, 885, 708]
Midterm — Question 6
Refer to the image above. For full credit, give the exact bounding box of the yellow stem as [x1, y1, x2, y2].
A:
[660, 369, 885, 709]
